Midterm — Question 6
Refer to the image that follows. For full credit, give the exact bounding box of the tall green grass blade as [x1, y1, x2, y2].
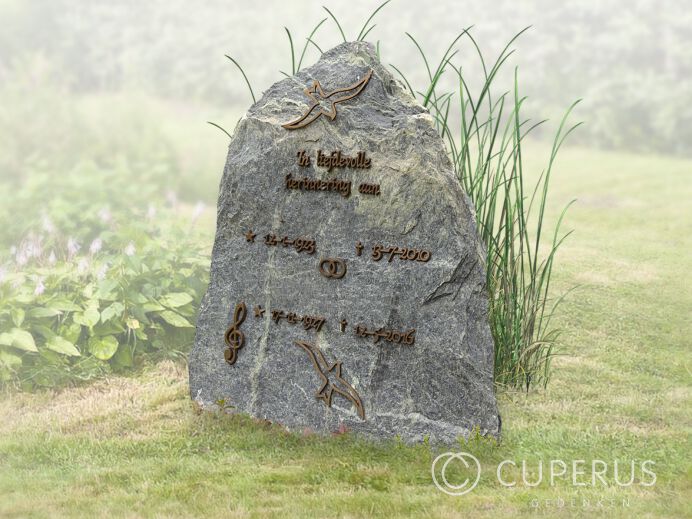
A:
[207, 121, 233, 139]
[323, 6, 346, 42]
[224, 55, 256, 104]
[423, 51, 458, 107]
[357, 0, 391, 40]
[307, 38, 323, 55]
[405, 33, 433, 84]
[285, 27, 296, 75]
[388, 64, 416, 97]
[359, 24, 377, 42]
[297, 18, 327, 72]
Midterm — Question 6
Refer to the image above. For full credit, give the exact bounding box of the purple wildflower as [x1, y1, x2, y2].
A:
[191, 201, 206, 224]
[77, 257, 90, 274]
[67, 238, 81, 258]
[41, 215, 55, 234]
[34, 277, 46, 296]
[98, 207, 112, 224]
[89, 238, 103, 255]
[96, 263, 108, 280]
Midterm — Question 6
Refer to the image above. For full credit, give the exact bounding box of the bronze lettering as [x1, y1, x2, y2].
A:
[264, 233, 316, 255]
[301, 315, 326, 332]
[296, 149, 311, 167]
[271, 308, 325, 332]
[220, 301, 418, 369]
[285, 173, 352, 198]
[316, 150, 372, 171]
[371, 244, 432, 263]
[354, 324, 416, 346]
[358, 182, 381, 196]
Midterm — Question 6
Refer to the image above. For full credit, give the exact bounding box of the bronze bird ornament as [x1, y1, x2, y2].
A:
[294, 340, 365, 420]
[282, 69, 373, 130]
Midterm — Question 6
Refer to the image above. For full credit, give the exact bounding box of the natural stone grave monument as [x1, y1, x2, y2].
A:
[190, 41, 501, 443]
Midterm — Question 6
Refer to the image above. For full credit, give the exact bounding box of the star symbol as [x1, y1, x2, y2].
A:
[282, 69, 373, 130]
[253, 305, 265, 318]
[245, 230, 256, 243]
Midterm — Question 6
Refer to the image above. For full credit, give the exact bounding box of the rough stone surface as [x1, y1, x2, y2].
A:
[189, 41, 500, 443]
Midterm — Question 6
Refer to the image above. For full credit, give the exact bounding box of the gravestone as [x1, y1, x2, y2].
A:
[189, 41, 501, 443]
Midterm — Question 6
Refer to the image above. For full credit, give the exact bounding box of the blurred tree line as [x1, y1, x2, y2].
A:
[0, 0, 690, 156]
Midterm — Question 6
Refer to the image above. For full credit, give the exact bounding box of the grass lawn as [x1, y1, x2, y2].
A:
[0, 144, 690, 518]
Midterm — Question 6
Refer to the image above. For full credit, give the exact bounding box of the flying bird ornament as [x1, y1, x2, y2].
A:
[294, 340, 365, 419]
[282, 69, 373, 130]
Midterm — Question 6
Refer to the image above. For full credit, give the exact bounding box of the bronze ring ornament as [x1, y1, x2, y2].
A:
[319, 258, 347, 279]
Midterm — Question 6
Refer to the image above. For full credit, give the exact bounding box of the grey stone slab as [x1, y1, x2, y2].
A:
[189, 41, 500, 443]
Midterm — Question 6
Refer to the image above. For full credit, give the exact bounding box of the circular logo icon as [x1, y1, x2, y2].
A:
[431, 451, 481, 496]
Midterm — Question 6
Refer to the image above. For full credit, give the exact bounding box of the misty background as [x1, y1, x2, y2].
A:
[1, 0, 690, 204]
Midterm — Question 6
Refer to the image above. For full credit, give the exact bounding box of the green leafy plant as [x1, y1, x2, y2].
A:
[0, 164, 210, 389]
[223, 3, 578, 390]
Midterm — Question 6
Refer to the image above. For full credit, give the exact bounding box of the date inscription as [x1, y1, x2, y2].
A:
[372, 244, 431, 263]
[354, 325, 416, 345]
[271, 309, 326, 332]
[264, 233, 317, 254]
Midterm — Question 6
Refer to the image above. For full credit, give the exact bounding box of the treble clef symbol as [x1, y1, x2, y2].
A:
[224, 302, 247, 365]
